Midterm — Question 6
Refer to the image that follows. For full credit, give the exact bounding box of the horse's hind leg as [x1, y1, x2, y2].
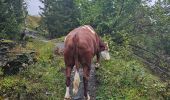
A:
[64, 52, 74, 99]
[83, 65, 91, 100]
[64, 66, 72, 99]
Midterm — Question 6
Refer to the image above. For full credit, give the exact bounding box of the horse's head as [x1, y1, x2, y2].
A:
[99, 41, 110, 60]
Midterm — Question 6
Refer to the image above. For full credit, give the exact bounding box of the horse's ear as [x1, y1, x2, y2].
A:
[99, 40, 105, 51]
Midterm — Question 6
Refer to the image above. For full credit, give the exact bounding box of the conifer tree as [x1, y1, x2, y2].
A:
[40, 0, 79, 38]
[0, 0, 27, 39]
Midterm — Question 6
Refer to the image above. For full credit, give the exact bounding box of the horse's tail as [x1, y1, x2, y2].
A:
[73, 34, 80, 95]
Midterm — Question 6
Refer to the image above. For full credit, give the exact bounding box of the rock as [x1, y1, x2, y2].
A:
[54, 42, 64, 55]
[2, 60, 22, 75]
[0, 40, 16, 67]
[0, 39, 37, 75]
[2, 52, 37, 75]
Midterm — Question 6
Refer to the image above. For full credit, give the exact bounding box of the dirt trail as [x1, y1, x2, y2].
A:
[70, 64, 96, 100]
[56, 42, 97, 100]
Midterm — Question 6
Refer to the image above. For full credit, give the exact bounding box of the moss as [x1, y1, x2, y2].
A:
[0, 39, 14, 43]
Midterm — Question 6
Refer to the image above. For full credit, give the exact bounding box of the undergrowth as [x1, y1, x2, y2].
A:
[96, 57, 168, 100]
[0, 38, 66, 99]
[0, 36, 169, 100]
[96, 35, 169, 100]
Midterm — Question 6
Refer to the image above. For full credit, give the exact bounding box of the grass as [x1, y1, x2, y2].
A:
[0, 38, 66, 99]
[21, 38, 66, 99]
[0, 36, 169, 99]
[96, 45, 169, 100]
[26, 39, 54, 62]
[26, 16, 41, 30]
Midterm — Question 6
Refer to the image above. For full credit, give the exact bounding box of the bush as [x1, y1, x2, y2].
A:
[96, 35, 168, 100]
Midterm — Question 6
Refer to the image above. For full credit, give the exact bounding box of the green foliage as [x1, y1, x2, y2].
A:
[0, 33, 169, 99]
[75, 0, 141, 35]
[19, 59, 65, 99]
[0, 0, 170, 99]
[26, 16, 41, 30]
[96, 36, 168, 99]
[0, 59, 65, 99]
[74, 0, 170, 57]
[0, 38, 65, 99]
[26, 39, 54, 63]
[23, 38, 65, 99]
[0, 76, 27, 99]
[40, 0, 79, 38]
[97, 59, 167, 99]
[0, 0, 27, 39]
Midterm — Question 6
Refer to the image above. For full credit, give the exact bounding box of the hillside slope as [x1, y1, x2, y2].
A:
[0, 37, 169, 100]
[26, 15, 41, 30]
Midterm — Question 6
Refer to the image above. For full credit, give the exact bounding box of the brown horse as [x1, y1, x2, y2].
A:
[64, 25, 110, 100]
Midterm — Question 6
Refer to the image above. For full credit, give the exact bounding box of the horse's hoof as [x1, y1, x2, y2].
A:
[64, 97, 71, 100]
[84, 94, 90, 100]
[64, 87, 71, 100]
